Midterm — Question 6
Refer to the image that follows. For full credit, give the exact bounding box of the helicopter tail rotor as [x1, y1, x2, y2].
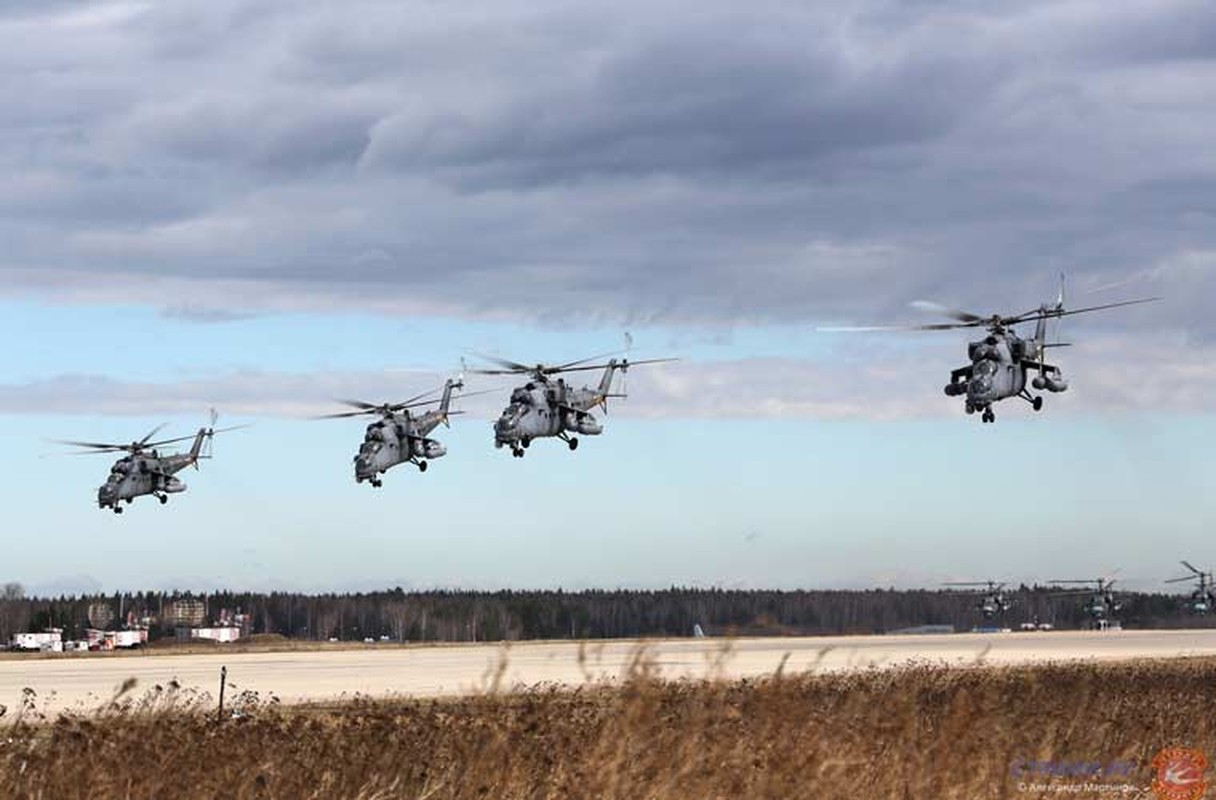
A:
[191, 409, 248, 467]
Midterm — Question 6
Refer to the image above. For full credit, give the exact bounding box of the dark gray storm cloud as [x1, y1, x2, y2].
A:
[1, 0, 1214, 333]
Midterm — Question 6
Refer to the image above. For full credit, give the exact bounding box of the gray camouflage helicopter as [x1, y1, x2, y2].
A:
[822, 281, 1157, 423]
[58, 411, 241, 513]
[473, 352, 675, 457]
[1166, 561, 1216, 615]
[943, 580, 1012, 619]
[317, 378, 471, 487]
[1050, 577, 1122, 624]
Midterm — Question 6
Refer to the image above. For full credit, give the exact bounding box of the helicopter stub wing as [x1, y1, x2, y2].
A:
[950, 365, 973, 381]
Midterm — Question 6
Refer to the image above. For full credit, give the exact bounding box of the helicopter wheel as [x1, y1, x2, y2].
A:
[113, 506, 123, 514]
[521, 438, 530, 449]
[418, 460, 428, 472]
[983, 410, 995, 423]
[1032, 396, 1043, 411]
[568, 437, 579, 451]
[158, 494, 167, 505]
[371, 479, 382, 487]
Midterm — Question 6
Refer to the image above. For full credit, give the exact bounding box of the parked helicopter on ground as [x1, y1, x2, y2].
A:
[821, 279, 1157, 422]
[943, 580, 1012, 619]
[317, 378, 474, 487]
[1050, 577, 1122, 625]
[57, 411, 242, 513]
[473, 351, 675, 457]
[1166, 561, 1215, 615]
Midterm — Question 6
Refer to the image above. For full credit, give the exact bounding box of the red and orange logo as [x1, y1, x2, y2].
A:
[1152, 747, 1208, 800]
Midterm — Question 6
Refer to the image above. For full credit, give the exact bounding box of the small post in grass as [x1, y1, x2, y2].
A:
[217, 665, 227, 722]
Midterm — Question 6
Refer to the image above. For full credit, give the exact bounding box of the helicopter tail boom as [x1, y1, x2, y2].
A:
[596, 359, 622, 398]
[187, 428, 210, 466]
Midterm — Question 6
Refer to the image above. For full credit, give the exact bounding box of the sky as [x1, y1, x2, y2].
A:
[1, 0, 1214, 596]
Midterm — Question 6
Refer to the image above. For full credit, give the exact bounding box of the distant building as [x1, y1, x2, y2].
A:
[85, 628, 147, 650]
[177, 626, 242, 643]
[11, 629, 63, 651]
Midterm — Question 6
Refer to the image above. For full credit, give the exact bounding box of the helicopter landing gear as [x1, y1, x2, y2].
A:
[157, 493, 168, 505]
[511, 446, 525, 458]
[112, 505, 123, 514]
[1032, 396, 1043, 411]
[370, 478, 382, 488]
[417, 460, 428, 472]
[521, 437, 530, 449]
[568, 437, 579, 451]
[981, 409, 995, 424]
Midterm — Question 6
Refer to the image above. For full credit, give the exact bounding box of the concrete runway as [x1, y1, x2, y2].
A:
[4, 629, 1216, 716]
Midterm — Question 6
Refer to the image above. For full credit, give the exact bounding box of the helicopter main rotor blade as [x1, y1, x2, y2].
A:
[143, 432, 208, 449]
[206, 424, 250, 435]
[1181, 560, 1202, 576]
[51, 438, 130, 450]
[822, 296, 1158, 334]
[397, 387, 444, 407]
[537, 357, 681, 375]
[550, 350, 625, 372]
[468, 352, 535, 373]
[909, 301, 987, 324]
[313, 410, 375, 419]
[818, 321, 979, 333]
[138, 422, 169, 446]
[1003, 296, 1160, 326]
[61, 446, 131, 455]
[621, 357, 680, 367]
[337, 398, 387, 411]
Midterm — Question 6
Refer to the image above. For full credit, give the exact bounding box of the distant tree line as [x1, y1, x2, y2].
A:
[0, 585, 1207, 644]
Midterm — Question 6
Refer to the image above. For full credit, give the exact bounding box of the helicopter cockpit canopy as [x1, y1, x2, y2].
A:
[509, 387, 533, 405]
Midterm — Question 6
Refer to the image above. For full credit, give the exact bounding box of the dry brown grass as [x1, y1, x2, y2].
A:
[1, 654, 1212, 799]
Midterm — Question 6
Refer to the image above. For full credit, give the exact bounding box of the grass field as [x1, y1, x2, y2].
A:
[2, 652, 1212, 799]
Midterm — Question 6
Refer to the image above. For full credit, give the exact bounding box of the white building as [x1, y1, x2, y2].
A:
[188, 627, 242, 643]
[11, 629, 63, 651]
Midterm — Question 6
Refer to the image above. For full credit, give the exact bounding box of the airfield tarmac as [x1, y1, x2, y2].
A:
[4, 629, 1216, 716]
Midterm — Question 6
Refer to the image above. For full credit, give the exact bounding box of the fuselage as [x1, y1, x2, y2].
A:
[944, 328, 1067, 419]
[353, 410, 446, 483]
[97, 451, 190, 509]
[493, 378, 603, 447]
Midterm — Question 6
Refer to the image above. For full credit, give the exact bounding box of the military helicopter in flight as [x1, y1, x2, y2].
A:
[943, 580, 1012, 619]
[821, 279, 1157, 423]
[57, 411, 242, 513]
[1050, 577, 1122, 625]
[472, 350, 676, 457]
[1165, 561, 1216, 615]
[317, 378, 474, 487]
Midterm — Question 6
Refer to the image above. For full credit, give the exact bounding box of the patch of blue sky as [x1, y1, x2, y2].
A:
[0, 299, 852, 386]
[4, 410, 1212, 592]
